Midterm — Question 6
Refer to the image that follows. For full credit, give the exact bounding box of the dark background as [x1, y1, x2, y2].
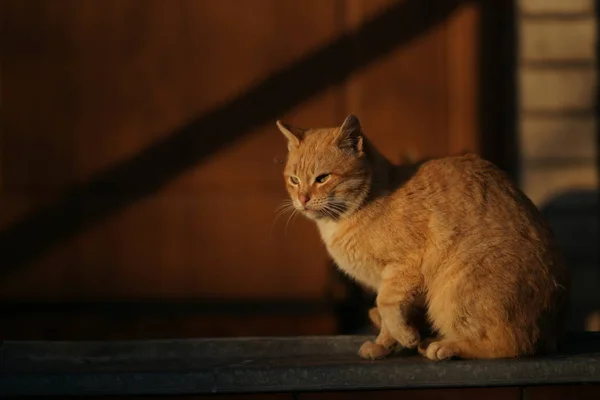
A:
[0, 0, 597, 340]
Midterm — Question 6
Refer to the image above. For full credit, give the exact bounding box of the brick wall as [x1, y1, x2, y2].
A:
[517, 0, 599, 330]
[518, 0, 597, 204]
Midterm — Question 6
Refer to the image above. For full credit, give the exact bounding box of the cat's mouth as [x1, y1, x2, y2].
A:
[302, 204, 341, 220]
[303, 209, 325, 220]
[297, 205, 322, 219]
[302, 206, 318, 215]
[296, 199, 348, 220]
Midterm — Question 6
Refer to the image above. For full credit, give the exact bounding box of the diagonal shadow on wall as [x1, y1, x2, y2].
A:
[0, 0, 471, 277]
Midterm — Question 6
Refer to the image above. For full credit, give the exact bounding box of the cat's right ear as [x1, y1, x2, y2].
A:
[276, 120, 304, 151]
[337, 114, 364, 154]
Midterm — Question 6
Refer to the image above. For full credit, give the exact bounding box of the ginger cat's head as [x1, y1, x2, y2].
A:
[276, 115, 371, 221]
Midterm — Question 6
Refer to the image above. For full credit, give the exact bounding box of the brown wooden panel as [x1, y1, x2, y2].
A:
[0, 0, 482, 337]
[445, 2, 480, 155]
[0, 0, 337, 300]
[344, 0, 449, 162]
[1, 0, 342, 188]
[343, 0, 480, 162]
[0, 188, 329, 299]
[0, 312, 336, 340]
[300, 387, 521, 400]
[524, 385, 600, 400]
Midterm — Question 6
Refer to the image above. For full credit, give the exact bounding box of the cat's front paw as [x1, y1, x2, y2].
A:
[358, 340, 393, 360]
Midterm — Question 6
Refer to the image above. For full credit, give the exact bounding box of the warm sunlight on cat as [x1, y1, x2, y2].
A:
[276, 115, 570, 361]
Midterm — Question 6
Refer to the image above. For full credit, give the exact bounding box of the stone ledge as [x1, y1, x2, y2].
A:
[2, 333, 600, 396]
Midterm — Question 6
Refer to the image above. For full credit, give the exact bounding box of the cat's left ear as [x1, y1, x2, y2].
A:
[276, 120, 305, 151]
[337, 114, 364, 154]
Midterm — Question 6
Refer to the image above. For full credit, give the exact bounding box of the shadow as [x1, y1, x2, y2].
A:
[562, 331, 600, 354]
[539, 190, 599, 331]
[478, 0, 518, 180]
[0, 0, 471, 277]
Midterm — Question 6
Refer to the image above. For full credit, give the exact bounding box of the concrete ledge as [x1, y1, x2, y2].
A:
[2, 333, 600, 396]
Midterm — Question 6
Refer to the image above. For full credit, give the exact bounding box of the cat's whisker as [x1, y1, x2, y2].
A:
[273, 203, 294, 220]
[328, 200, 364, 214]
[273, 205, 289, 214]
[284, 209, 298, 237]
[328, 197, 358, 206]
[331, 199, 363, 207]
[272, 207, 292, 226]
[324, 210, 337, 221]
[324, 206, 343, 216]
[273, 200, 294, 213]
[321, 206, 340, 221]
[270, 201, 297, 236]
[326, 203, 350, 215]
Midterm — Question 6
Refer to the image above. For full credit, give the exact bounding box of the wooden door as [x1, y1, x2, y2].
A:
[0, 0, 481, 339]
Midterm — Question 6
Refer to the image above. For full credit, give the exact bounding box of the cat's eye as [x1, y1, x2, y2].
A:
[315, 174, 330, 184]
[289, 176, 299, 185]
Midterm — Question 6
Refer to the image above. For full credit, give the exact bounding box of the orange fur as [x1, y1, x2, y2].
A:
[276, 115, 570, 361]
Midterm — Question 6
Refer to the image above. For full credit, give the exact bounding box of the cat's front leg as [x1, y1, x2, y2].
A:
[368, 306, 382, 330]
[376, 265, 423, 349]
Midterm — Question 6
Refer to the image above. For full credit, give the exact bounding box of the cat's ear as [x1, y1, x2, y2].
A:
[276, 120, 304, 150]
[337, 114, 363, 154]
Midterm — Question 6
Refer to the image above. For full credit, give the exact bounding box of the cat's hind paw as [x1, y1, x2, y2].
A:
[417, 337, 436, 356]
[423, 340, 457, 361]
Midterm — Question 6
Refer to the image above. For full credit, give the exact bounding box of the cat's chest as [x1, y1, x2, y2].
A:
[317, 220, 381, 290]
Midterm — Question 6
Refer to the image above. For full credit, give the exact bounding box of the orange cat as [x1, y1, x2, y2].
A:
[276, 115, 569, 361]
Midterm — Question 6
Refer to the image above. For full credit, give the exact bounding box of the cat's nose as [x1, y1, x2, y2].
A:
[298, 193, 311, 206]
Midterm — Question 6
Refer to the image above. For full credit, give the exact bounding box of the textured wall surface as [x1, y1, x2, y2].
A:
[518, 0, 599, 330]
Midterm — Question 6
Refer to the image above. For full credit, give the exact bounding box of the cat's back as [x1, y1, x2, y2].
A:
[389, 153, 565, 280]
[395, 153, 541, 226]
[403, 153, 512, 198]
